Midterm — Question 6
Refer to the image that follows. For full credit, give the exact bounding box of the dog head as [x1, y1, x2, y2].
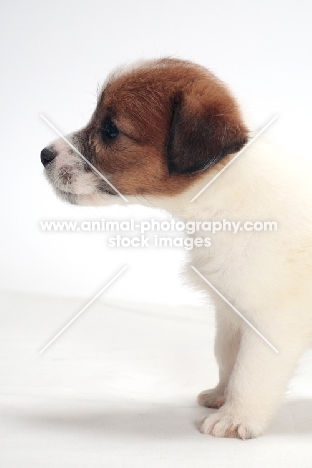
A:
[41, 58, 248, 205]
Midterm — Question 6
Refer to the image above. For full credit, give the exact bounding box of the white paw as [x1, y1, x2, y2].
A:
[197, 388, 225, 409]
[199, 410, 263, 440]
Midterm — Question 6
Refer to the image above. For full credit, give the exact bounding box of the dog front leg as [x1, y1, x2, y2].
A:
[198, 303, 242, 409]
[199, 317, 309, 439]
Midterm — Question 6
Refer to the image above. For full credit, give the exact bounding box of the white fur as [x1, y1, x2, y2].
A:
[148, 138, 312, 438]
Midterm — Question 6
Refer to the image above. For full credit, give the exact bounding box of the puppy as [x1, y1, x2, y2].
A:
[41, 58, 312, 439]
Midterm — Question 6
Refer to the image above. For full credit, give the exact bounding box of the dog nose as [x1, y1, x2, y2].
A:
[41, 147, 57, 166]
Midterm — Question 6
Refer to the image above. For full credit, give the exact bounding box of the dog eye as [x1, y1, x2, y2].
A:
[101, 118, 119, 141]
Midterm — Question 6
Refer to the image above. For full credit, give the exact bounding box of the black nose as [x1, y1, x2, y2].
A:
[41, 147, 57, 167]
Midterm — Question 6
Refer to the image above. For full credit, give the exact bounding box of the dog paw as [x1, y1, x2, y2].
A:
[197, 388, 225, 409]
[199, 411, 262, 440]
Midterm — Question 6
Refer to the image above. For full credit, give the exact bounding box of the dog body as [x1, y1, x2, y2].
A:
[41, 59, 312, 439]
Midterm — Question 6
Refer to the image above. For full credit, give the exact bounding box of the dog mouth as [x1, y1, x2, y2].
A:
[43, 149, 118, 206]
[98, 186, 117, 196]
[47, 169, 116, 205]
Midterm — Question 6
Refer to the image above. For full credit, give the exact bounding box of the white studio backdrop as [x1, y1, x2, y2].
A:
[1, 0, 312, 304]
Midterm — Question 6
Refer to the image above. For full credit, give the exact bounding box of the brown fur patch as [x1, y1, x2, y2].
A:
[82, 58, 248, 197]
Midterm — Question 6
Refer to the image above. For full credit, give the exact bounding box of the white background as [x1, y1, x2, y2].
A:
[1, 0, 312, 304]
[1, 2, 312, 467]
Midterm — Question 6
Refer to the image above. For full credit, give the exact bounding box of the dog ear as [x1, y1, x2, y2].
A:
[167, 92, 248, 175]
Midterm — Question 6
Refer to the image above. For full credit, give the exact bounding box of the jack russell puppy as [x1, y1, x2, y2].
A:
[41, 58, 312, 439]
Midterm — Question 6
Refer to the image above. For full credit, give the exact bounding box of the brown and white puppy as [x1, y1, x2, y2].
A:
[41, 58, 312, 439]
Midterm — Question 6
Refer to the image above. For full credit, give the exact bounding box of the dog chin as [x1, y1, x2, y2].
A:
[53, 187, 115, 206]
[52, 187, 78, 205]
